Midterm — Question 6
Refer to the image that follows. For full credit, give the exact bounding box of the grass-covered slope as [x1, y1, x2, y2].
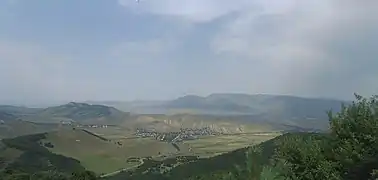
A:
[26, 102, 129, 124]
[106, 132, 324, 180]
[47, 129, 189, 174]
[0, 120, 59, 139]
[0, 133, 85, 174]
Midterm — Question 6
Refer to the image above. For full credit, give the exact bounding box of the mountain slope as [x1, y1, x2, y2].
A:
[25, 102, 129, 124]
[0, 121, 59, 139]
[0, 133, 85, 174]
[163, 95, 253, 114]
[164, 94, 345, 114]
[102, 94, 346, 117]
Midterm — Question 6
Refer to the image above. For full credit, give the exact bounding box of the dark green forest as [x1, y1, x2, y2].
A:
[2, 94, 378, 180]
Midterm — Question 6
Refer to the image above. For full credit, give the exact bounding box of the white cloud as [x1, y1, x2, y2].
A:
[208, 0, 378, 98]
[118, 0, 297, 23]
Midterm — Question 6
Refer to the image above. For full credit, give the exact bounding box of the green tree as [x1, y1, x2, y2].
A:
[273, 133, 339, 180]
[229, 146, 283, 180]
[274, 94, 378, 180]
[329, 94, 378, 179]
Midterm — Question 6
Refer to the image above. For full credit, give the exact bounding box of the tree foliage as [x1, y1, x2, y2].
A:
[274, 94, 378, 180]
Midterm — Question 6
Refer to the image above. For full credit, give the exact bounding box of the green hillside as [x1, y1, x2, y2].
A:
[35, 128, 189, 174]
[0, 120, 59, 139]
[0, 133, 85, 174]
[25, 102, 129, 124]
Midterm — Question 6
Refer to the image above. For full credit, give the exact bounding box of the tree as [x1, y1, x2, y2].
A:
[329, 94, 378, 179]
[274, 94, 378, 180]
[273, 133, 339, 180]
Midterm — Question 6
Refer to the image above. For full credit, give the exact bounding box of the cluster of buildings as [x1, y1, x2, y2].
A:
[135, 127, 220, 143]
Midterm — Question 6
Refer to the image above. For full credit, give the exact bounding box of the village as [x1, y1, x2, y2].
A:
[135, 127, 221, 143]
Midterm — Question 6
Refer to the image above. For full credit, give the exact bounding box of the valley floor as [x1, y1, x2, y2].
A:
[43, 127, 280, 175]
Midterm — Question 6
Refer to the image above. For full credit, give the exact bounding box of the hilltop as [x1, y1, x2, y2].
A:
[0, 103, 130, 139]
[14, 102, 130, 125]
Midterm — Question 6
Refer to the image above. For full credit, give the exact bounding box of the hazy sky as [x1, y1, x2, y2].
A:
[0, 0, 377, 104]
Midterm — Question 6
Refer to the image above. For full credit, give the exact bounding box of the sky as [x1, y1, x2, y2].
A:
[0, 0, 377, 104]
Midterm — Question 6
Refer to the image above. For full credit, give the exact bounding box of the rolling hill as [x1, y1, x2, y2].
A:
[23, 102, 130, 125]
[0, 133, 85, 174]
[0, 120, 60, 139]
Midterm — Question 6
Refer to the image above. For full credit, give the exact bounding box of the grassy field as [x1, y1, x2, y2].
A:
[119, 114, 277, 133]
[0, 141, 22, 162]
[0, 121, 59, 139]
[41, 129, 189, 174]
[36, 122, 280, 175]
[183, 132, 281, 157]
[84, 126, 135, 140]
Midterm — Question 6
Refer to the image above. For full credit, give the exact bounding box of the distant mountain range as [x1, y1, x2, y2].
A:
[88, 93, 347, 122]
[0, 94, 349, 133]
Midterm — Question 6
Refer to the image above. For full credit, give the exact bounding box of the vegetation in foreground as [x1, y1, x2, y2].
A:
[1, 94, 377, 180]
